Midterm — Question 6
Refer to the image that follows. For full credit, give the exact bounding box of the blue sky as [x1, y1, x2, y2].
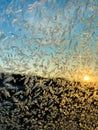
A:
[0, 0, 98, 82]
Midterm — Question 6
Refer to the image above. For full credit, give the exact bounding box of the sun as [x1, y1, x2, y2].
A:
[84, 75, 89, 81]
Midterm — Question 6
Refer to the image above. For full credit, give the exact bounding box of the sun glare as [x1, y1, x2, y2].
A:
[84, 75, 89, 81]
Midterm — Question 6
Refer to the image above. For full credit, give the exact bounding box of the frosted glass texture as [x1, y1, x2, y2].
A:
[0, 0, 98, 81]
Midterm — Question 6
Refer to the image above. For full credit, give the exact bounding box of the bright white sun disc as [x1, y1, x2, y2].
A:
[84, 75, 89, 81]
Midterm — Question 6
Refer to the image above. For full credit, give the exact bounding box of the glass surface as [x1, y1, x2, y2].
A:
[0, 0, 98, 130]
[0, 0, 98, 82]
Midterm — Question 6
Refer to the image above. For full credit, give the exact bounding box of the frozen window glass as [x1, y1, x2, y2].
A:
[0, 0, 98, 82]
[0, 0, 98, 130]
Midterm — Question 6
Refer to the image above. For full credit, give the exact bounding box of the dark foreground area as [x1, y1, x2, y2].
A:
[0, 73, 98, 130]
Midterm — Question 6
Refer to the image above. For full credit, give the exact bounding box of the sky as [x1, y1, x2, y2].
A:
[0, 0, 98, 82]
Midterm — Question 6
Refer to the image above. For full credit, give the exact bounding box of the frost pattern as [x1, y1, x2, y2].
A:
[0, 0, 98, 81]
[0, 1, 98, 130]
